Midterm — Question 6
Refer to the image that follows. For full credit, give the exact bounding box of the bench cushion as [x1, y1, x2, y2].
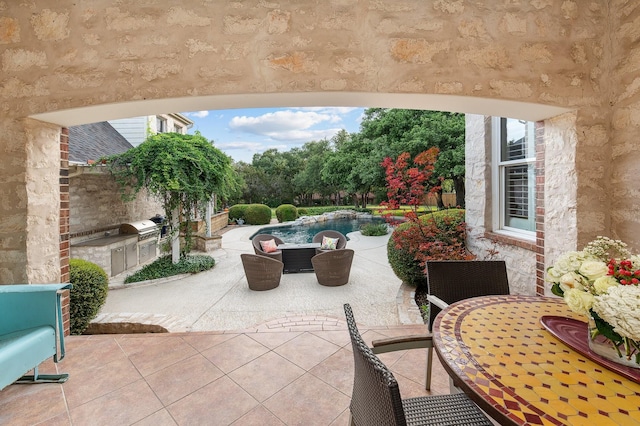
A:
[0, 326, 56, 390]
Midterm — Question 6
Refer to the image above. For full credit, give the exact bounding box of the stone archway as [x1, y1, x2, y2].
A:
[1, 1, 638, 286]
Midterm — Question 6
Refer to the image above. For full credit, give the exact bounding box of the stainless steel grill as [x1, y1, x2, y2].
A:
[119, 220, 159, 241]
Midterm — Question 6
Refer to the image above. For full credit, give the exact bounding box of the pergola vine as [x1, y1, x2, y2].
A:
[106, 131, 234, 260]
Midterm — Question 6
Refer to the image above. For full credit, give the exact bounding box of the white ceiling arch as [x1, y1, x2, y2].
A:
[32, 92, 571, 127]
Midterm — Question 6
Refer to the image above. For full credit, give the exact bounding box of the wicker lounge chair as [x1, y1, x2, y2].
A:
[311, 248, 354, 286]
[312, 230, 347, 254]
[252, 234, 284, 262]
[241, 254, 283, 291]
[371, 260, 510, 391]
[343, 304, 493, 426]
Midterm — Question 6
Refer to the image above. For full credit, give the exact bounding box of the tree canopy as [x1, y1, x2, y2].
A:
[230, 108, 466, 208]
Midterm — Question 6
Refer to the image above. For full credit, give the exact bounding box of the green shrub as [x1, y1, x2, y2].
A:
[244, 203, 272, 225]
[228, 204, 250, 222]
[275, 204, 298, 222]
[297, 208, 309, 216]
[387, 235, 424, 286]
[360, 222, 389, 236]
[387, 209, 469, 287]
[69, 258, 109, 335]
[124, 254, 215, 284]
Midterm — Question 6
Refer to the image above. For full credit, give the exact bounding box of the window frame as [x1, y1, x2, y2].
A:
[156, 117, 167, 133]
[491, 117, 536, 241]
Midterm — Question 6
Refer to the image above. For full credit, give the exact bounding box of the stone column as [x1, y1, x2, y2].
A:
[0, 117, 61, 284]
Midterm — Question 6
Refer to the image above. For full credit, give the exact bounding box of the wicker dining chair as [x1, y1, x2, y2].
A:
[371, 260, 510, 391]
[311, 248, 354, 286]
[240, 254, 283, 291]
[312, 230, 347, 254]
[251, 234, 284, 262]
[344, 304, 493, 426]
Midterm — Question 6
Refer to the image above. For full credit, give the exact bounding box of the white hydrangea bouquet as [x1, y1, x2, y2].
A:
[546, 236, 640, 367]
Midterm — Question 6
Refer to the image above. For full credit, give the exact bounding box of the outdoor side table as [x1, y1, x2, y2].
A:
[277, 243, 321, 273]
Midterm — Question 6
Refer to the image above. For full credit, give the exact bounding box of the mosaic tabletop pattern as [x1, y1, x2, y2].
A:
[433, 295, 640, 426]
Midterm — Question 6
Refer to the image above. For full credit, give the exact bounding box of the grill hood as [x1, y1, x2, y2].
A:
[120, 220, 159, 240]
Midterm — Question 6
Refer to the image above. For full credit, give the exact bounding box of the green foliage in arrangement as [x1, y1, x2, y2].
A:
[297, 208, 309, 216]
[124, 255, 215, 284]
[387, 209, 471, 287]
[244, 204, 272, 225]
[69, 259, 109, 335]
[275, 204, 298, 222]
[228, 204, 250, 222]
[359, 222, 389, 236]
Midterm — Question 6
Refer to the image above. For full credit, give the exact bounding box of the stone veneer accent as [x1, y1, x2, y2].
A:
[465, 115, 538, 295]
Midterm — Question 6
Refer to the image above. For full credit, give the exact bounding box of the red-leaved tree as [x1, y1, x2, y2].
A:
[381, 148, 473, 278]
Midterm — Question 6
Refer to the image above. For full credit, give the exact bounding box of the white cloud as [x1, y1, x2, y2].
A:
[229, 110, 338, 137]
[296, 106, 359, 114]
[185, 110, 209, 118]
[265, 127, 343, 142]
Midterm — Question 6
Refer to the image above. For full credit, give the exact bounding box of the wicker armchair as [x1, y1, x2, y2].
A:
[252, 234, 284, 262]
[312, 230, 347, 254]
[311, 249, 354, 286]
[371, 260, 510, 391]
[240, 254, 283, 291]
[344, 304, 492, 426]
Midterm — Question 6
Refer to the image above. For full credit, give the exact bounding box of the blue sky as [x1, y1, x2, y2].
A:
[182, 107, 365, 163]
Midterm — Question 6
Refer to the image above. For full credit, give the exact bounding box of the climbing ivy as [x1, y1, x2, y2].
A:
[105, 132, 234, 256]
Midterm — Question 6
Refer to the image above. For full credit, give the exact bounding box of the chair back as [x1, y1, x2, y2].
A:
[251, 234, 284, 261]
[311, 249, 354, 286]
[241, 254, 283, 291]
[312, 230, 347, 250]
[426, 260, 510, 331]
[343, 304, 406, 426]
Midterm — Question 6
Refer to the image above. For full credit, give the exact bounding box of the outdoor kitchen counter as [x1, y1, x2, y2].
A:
[73, 234, 138, 247]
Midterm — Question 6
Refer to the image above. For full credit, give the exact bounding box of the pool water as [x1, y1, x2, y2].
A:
[249, 217, 387, 244]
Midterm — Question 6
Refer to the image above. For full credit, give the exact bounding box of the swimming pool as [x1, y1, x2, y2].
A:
[249, 217, 387, 244]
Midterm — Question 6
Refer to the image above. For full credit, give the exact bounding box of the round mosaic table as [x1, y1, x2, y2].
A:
[433, 295, 640, 426]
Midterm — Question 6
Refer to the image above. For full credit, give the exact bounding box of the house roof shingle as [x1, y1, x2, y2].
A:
[68, 121, 134, 164]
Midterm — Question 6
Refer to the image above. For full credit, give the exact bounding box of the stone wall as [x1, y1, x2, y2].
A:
[610, 6, 640, 249]
[1, 2, 607, 120]
[465, 115, 537, 295]
[69, 167, 163, 242]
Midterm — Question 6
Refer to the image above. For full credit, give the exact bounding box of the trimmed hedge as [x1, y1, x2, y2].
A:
[69, 258, 109, 335]
[244, 203, 272, 225]
[275, 204, 298, 222]
[387, 209, 468, 287]
[228, 204, 250, 222]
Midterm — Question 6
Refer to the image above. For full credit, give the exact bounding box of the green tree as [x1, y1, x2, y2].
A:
[106, 132, 233, 258]
[324, 133, 381, 207]
[250, 149, 303, 206]
[357, 108, 465, 207]
[292, 140, 332, 206]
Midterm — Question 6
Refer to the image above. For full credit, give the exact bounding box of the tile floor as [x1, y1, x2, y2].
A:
[0, 319, 451, 426]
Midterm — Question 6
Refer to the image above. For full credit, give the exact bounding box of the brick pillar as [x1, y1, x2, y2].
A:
[60, 128, 71, 335]
[535, 122, 545, 295]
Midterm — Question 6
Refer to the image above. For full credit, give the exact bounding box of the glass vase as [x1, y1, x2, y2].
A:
[588, 317, 640, 369]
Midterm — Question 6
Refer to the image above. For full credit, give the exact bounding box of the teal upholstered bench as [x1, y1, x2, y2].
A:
[0, 283, 72, 391]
